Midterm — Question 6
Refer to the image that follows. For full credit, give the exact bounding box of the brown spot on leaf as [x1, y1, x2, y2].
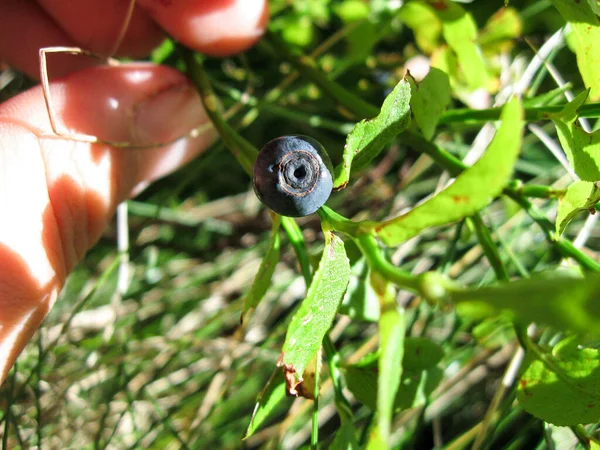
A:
[452, 195, 469, 204]
[277, 357, 303, 396]
[333, 181, 348, 192]
[431, 1, 448, 10]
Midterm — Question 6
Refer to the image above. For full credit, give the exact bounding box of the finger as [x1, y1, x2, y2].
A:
[0, 63, 216, 385]
[136, 0, 270, 56]
[0, 0, 95, 79]
[35, 0, 165, 57]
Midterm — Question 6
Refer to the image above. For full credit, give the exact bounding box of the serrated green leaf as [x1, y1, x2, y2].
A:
[552, 90, 600, 181]
[244, 370, 288, 439]
[242, 215, 281, 321]
[281, 231, 350, 379]
[556, 180, 600, 235]
[550, 0, 600, 100]
[518, 336, 600, 425]
[452, 272, 600, 336]
[372, 97, 524, 246]
[410, 68, 452, 140]
[334, 79, 411, 188]
[435, 3, 495, 91]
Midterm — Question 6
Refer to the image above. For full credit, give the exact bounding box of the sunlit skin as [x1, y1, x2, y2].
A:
[0, 0, 269, 386]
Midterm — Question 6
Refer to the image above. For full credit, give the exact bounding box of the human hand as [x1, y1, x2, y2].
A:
[0, 0, 269, 386]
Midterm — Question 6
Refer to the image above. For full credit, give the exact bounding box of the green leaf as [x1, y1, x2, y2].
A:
[242, 215, 281, 321]
[556, 180, 600, 235]
[586, 0, 600, 15]
[402, 337, 444, 371]
[435, 3, 495, 91]
[549, 0, 600, 100]
[409, 68, 452, 140]
[372, 97, 524, 246]
[334, 79, 411, 189]
[281, 14, 314, 48]
[281, 230, 351, 381]
[344, 338, 443, 412]
[330, 414, 360, 450]
[364, 275, 405, 448]
[452, 272, 600, 336]
[479, 7, 523, 52]
[244, 370, 289, 439]
[518, 336, 600, 425]
[339, 258, 380, 322]
[472, 317, 516, 350]
[398, 2, 442, 54]
[334, 0, 370, 22]
[552, 90, 600, 181]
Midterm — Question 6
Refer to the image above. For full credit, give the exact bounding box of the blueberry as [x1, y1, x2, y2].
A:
[253, 135, 333, 217]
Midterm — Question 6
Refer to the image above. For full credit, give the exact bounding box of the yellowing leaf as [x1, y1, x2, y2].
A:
[550, 0, 600, 100]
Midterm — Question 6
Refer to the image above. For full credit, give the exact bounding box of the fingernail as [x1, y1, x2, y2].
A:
[133, 82, 208, 145]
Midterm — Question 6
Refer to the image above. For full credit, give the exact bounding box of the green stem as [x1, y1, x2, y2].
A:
[280, 217, 313, 284]
[355, 234, 421, 292]
[504, 192, 600, 271]
[506, 180, 565, 199]
[212, 81, 354, 135]
[266, 31, 379, 119]
[179, 45, 257, 174]
[440, 102, 600, 125]
[311, 353, 320, 450]
[469, 214, 509, 281]
[571, 425, 594, 450]
[322, 336, 356, 421]
[409, 133, 600, 272]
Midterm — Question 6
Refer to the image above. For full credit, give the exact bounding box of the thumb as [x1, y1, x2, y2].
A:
[0, 63, 215, 385]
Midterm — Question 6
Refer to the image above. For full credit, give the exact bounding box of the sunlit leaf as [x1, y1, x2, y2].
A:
[479, 7, 523, 53]
[398, 2, 442, 54]
[334, 79, 411, 188]
[518, 336, 600, 425]
[280, 230, 351, 386]
[409, 67, 452, 140]
[334, 0, 370, 22]
[556, 180, 600, 235]
[435, 2, 495, 91]
[552, 90, 600, 181]
[372, 97, 524, 246]
[550, 0, 600, 100]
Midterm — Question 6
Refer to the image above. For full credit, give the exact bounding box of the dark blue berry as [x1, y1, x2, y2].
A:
[253, 135, 333, 217]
